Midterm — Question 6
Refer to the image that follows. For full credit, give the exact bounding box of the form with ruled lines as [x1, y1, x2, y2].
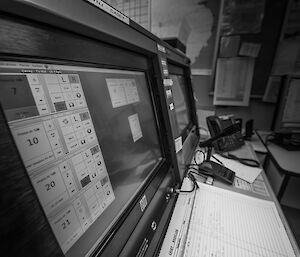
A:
[159, 178, 195, 257]
[183, 183, 296, 257]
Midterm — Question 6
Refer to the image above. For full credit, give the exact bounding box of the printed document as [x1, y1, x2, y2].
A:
[183, 183, 296, 257]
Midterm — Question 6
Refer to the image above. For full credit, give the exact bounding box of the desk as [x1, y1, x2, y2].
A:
[256, 130, 300, 202]
[213, 142, 270, 198]
[249, 131, 268, 154]
[160, 141, 300, 256]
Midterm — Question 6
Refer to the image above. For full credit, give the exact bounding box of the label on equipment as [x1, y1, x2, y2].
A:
[175, 136, 183, 153]
[84, 0, 130, 24]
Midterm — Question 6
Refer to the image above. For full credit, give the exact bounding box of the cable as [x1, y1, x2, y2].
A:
[210, 154, 223, 165]
[178, 173, 198, 193]
[189, 169, 208, 180]
[186, 163, 199, 170]
[177, 166, 201, 193]
[217, 152, 260, 168]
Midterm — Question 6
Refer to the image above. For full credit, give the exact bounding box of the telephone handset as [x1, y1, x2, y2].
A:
[206, 115, 244, 152]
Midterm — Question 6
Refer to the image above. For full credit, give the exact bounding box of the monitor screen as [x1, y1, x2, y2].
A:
[0, 61, 162, 256]
[274, 78, 300, 133]
[169, 74, 191, 135]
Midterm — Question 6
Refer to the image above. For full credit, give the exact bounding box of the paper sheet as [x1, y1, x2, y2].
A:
[183, 183, 296, 257]
[212, 153, 262, 183]
[159, 178, 195, 257]
[234, 174, 269, 197]
[213, 57, 254, 106]
[239, 42, 261, 57]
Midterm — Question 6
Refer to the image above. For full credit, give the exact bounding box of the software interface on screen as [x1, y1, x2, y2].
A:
[170, 74, 191, 133]
[0, 61, 162, 256]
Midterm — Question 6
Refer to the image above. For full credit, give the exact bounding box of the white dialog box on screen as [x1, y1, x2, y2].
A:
[124, 79, 140, 104]
[33, 167, 69, 215]
[12, 123, 55, 171]
[128, 113, 143, 142]
[51, 205, 83, 253]
[106, 79, 127, 108]
[106, 78, 140, 108]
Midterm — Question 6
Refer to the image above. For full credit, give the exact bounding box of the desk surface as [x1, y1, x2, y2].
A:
[160, 141, 300, 256]
[256, 130, 300, 175]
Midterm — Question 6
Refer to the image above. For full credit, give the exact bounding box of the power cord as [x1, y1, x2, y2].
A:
[175, 165, 203, 193]
[217, 152, 260, 167]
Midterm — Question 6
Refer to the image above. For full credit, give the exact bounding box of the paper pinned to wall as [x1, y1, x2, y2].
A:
[263, 76, 281, 103]
[219, 36, 240, 58]
[221, 0, 265, 35]
[213, 57, 254, 106]
[239, 42, 261, 57]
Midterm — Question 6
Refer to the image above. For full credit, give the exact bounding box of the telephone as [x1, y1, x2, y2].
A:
[206, 115, 244, 152]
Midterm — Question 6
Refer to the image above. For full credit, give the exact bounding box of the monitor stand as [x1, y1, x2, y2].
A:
[271, 133, 300, 151]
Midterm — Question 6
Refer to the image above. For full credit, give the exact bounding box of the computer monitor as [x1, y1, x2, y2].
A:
[168, 65, 194, 140]
[272, 76, 300, 149]
[0, 61, 165, 256]
[167, 63, 199, 180]
[0, 1, 193, 256]
[170, 74, 191, 133]
[0, 2, 178, 255]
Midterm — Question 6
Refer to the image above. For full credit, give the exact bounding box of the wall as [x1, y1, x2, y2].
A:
[192, 75, 276, 131]
[150, 0, 281, 131]
[196, 0, 288, 131]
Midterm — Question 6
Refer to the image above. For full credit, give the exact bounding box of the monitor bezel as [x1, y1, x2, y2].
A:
[168, 62, 198, 142]
[0, 12, 175, 257]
